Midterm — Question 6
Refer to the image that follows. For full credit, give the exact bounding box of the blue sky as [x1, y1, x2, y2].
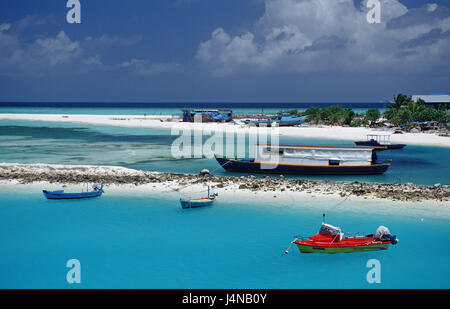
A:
[0, 0, 449, 102]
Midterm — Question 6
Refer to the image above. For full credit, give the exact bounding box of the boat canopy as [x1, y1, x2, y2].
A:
[366, 135, 392, 145]
[319, 223, 342, 235]
[319, 223, 344, 241]
[255, 145, 374, 166]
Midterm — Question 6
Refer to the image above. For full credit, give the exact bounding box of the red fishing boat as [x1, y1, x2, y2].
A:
[293, 216, 398, 254]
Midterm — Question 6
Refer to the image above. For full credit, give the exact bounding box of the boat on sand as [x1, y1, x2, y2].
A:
[243, 113, 307, 127]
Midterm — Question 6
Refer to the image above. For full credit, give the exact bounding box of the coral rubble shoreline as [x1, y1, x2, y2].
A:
[0, 163, 448, 203]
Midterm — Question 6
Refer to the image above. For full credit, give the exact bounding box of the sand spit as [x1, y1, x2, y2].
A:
[0, 163, 448, 203]
[0, 113, 449, 147]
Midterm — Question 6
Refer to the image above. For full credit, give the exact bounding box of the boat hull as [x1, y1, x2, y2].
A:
[43, 190, 103, 199]
[180, 198, 215, 209]
[215, 156, 390, 175]
[248, 120, 304, 127]
[295, 242, 389, 254]
[355, 141, 406, 149]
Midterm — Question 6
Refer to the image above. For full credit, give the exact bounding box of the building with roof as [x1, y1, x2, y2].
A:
[412, 94, 450, 110]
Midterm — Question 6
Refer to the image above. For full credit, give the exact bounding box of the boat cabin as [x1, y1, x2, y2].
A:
[255, 144, 381, 167]
[365, 135, 392, 145]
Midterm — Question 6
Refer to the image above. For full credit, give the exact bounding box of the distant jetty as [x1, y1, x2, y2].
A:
[0, 164, 448, 203]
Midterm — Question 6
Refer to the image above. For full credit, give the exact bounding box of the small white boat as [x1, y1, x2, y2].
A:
[180, 186, 217, 209]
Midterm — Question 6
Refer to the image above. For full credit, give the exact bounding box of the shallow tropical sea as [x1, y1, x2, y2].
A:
[0, 118, 448, 185]
[0, 105, 449, 288]
[0, 187, 449, 289]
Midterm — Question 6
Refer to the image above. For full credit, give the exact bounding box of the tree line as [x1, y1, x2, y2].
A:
[284, 94, 449, 127]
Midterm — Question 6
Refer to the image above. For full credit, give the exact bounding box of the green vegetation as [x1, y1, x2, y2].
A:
[280, 94, 449, 128]
[296, 105, 356, 126]
[284, 105, 363, 126]
[365, 108, 381, 124]
[384, 94, 449, 126]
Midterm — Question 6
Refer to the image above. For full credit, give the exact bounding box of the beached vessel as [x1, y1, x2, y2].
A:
[215, 144, 391, 175]
[43, 181, 104, 199]
[355, 135, 406, 149]
[182, 109, 233, 122]
[244, 113, 307, 127]
[180, 186, 217, 209]
[293, 220, 398, 254]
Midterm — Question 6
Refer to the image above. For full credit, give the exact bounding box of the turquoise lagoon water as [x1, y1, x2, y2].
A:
[0, 187, 449, 289]
[0, 111, 449, 289]
[0, 119, 448, 185]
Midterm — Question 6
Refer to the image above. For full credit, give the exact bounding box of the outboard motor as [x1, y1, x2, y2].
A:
[375, 226, 399, 245]
[389, 234, 398, 245]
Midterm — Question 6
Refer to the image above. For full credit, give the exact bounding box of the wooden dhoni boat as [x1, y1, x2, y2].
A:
[355, 135, 406, 149]
[215, 144, 392, 175]
[43, 181, 104, 200]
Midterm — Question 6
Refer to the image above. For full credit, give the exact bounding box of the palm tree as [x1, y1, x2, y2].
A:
[390, 94, 412, 109]
[384, 94, 413, 120]
[407, 98, 426, 114]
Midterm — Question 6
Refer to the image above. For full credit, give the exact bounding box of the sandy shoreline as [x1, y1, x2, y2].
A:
[1, 113, 449, 147]
[1, 163, 448, 204]
[1, 167, 449, 220]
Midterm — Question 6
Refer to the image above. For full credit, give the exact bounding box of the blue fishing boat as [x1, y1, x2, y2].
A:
[43, 181, 105, 200]
[215, 144, 391, 175]
[182, 109, 233, 122]
[244, 113, 307, 127]
[180, 186, 217, 209]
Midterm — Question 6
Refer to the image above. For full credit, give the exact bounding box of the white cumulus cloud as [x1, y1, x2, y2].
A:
[197, 0, 450, 75]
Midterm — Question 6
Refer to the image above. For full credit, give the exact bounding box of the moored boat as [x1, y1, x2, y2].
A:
[355, 135, 406, 149]
[180, 186, 217, 209]
[43, 181, 104, 200]
[293, 218, 398, 254]
[215, 144, 391, 175]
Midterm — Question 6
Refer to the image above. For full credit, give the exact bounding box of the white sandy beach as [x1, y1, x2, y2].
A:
[1, 177, 449, 220]
[0, 163, 449, 220]
[0, 113, 449, 147]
